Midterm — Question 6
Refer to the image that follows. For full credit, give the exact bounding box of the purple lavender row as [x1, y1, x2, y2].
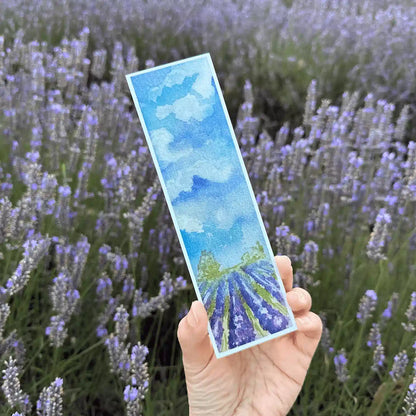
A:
[201, 279, 219, 312]
[208, 278, 228, 352]
[242, 259, 286, 306]
[233, 271, 290, 333]
[227, 277, 257, 349]
[198, 280, 209, 297]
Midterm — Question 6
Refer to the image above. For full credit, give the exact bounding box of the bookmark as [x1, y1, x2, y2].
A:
[126, 53, 297, 358]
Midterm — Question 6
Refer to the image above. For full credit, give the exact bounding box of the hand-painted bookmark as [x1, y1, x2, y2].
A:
[126, 53, 297, 358]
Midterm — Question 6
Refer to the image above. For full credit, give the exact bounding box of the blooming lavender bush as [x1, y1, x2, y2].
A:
[2, 1, 416, 133]
[0, 10, 415, 415]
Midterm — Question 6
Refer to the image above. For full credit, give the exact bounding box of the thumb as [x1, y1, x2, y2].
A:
[177, 300, 214, 376]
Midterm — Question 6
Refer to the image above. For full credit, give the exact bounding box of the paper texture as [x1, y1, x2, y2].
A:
[126, 53, 297, 358]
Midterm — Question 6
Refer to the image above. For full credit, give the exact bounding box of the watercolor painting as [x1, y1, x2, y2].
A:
[126, 53, 297, 358]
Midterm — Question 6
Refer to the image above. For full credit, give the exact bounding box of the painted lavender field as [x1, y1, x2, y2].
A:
[0, 1, 415, 415]
[127, 55, 296, 356]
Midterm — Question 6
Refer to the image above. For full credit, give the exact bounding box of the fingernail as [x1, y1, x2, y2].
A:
[187, 301, 199, 327]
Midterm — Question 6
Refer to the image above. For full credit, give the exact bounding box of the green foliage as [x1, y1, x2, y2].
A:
[197, 250, 222, 281]
[240, 240, 266, 265]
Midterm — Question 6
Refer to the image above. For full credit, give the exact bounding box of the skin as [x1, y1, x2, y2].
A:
[177, 255, 323, 416]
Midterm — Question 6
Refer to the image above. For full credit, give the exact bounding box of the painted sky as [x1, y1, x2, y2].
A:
[130, 55, 266, 272]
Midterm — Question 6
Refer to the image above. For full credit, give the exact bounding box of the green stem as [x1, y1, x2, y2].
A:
[60, 338, 105, 374]
[312, 351, 331, 410]
[150, 312, 163, 369]
[391, 376, 412, 415]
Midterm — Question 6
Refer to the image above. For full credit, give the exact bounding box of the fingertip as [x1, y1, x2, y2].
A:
[287, 288, 312, 312]
[177, 300, 214, 376]
[177, 301, 209, 344]
[192, 300, 208, 322]
[275, 255, 293, 291]
[296, 312, 323, 339]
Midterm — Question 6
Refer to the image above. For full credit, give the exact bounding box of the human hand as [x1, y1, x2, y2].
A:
[177, 255, 323, 416]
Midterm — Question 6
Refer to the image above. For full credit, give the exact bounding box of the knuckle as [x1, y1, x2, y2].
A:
[293, 287, 312, 306]
[177, 318, 186, 338]
[309, 312, 323, 332]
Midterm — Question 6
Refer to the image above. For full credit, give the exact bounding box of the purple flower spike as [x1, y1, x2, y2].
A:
[334, 349, 349, 382]
[357, 289, 378, 324]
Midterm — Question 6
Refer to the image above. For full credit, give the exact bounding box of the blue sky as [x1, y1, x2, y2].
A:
[131, 56, 266, 272]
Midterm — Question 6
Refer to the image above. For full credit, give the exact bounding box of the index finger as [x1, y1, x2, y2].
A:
[275, 255, 293, 292]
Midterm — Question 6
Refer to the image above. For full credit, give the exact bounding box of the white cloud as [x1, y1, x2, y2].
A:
[151, 58, 216, 122]
[192, 70, 214, 99]
[164, 142, 235, 201]
[149, 68, 189, 102]
[191, 158, 233, 183]
[173, 177, 251, 233]
[175, 214, 204, 233]
[165, 169, 194, 200]
[156, 93, 213, 122]
[149, 60, 214, 102]
[149, 128, 192, 163]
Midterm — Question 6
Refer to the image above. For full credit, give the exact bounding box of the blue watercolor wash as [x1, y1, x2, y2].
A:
[126, 53, 297, 358]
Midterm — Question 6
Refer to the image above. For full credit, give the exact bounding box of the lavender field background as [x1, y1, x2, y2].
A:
[0, 0, 415, 415]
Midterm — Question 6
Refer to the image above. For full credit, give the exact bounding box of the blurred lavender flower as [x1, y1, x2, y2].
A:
[304, 203, 330, 237]
[91, 49, 107, 79]
[357, 289, 378, 324]
[381, 292, 399, 322]
[96, 272, 113, 302]
[403, 378, 416, 415]
[275, 224, 301, 261]
[301, 241, 319, 274]
[0, 331, 26, 368]
[389, 350, 409, 383]
[394, 105, 410, 142]
[49, 272, 80, 321]
[132, 273, 187, 318]
[0, 197, 15, 244]
[371, 343, 386, 372]
[402, 353, 416, 415]
[367, 323, 381, 348]
[319, 312, 334, 354]
[96, 296, 119, 338]
[121, 275, 135, 303]
[303, 79, 317, 127]
[123, 179, 161, 255]
[104, 334, 126, 379]
[402, 292, 416, 332]
[0, 303, 10, 340]
[52, 236, 91, 287]
[1, 357, 31, 413]
[104, 332, 150, 412]
[334, 349, 350, 383]
[294, 241, 320, 288]
[45, 316, 67, 348]
[366, 208, 391, 261]
[36, 377, 63, 416]
[114, 305, 129, 342]
[55, 184, 72, 231]
[124, 343, 150, 416]
[46, 237, 89, 347]
[100, 247, 129, 283]
[275, 225, 290, 255]
[4, 234, 51, 298]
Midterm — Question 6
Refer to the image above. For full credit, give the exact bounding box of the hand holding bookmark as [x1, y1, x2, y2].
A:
[177, 255, 323, 416]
